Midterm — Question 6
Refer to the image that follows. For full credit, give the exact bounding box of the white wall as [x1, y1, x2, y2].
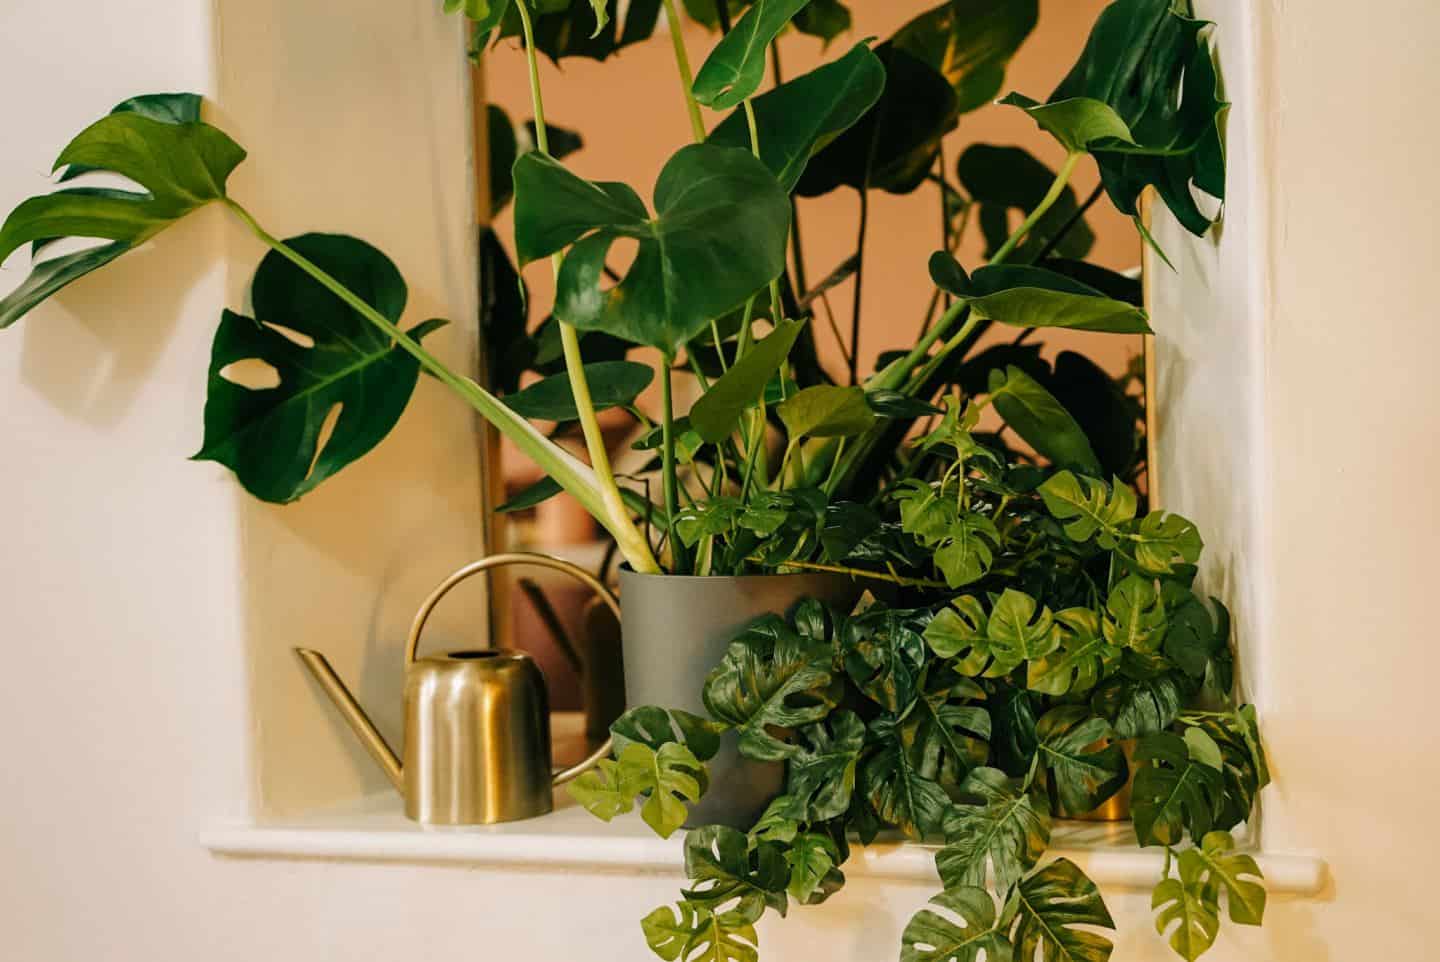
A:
[1, 1, 1436, 960]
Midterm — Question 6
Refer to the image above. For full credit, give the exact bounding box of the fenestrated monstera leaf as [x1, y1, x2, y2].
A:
[1091, 673, 1183, 739]
[1034, 706, 1128, 816]
[908, 669, 991, 788]
[682, 824, 789, 918]
[901, 887, 1011, 962]
[708, 43, 886, 192]
[1102, 575, 1168, 653]
[1005, 858, 1116, 962]
[1151, 846, 1221, 961]
[513, 144, 790, 357]
[702, 614, 838, 761]
[925, 590, 1059, 679]
[193, 234, 444, 503]
[959, 144, 1095, 261]
[1038, 471, 1136, 544]
[1001, 0, 1226, 235]
[1190, 830, 1267, 926]
[610, 704, 726, 762]
[692, 0, 812, 111]
[863, 717, 951, 840]
[567, 740, 707, 838]
[841, 606, 929, 712]
[1128, 510, 1204, 574]
[989, 369, 1104, 478]
[0, 96, 245, 329]
[1132, 731, 1225, 846]
[784, 831, 844, 903]
[1028, 608, 1122, 696]
[642, 900, 761, 962]
[892, 0, 1038, 113]
[963, 266, 1151, 334]
[786, 710, 865, 821]
[938, 766, 1050, 892]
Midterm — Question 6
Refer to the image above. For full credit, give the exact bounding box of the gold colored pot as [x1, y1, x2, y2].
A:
[1068, 738, 1138, 822]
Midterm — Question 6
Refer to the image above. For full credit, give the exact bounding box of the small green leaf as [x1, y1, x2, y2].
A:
[1006, 859, 1116, 962]
[938, 767, 1050, 891]
[496, 476, 563, 513]
[928, 250, 973, 297]
[1103, 576, 1168, 653]
[710, 42, 884, 195]
[1152, 852, 1220, 961]
[1132, 732, 1225, 846]
[1129, 511, 1204, 574]
[925, 596, 995, 676]
[642, 901, 706, 962]
[1193, 831, 1267, 926]
[568, 741, 706, 839]
[1027, 608, 1122, 696]
[1038, 471, 1136, 544]
[999, 92, 1136, 153]
[690, 319, 806, 442]
[1035, 706, 1128, 815]
[964, 265, 1151, 334]
[1183, 727, 1225, 771]
[901, 887, 1011, 962]
[502, 360, 653, 421]
[988, 588, 1062, 674]
[778, 384, 877, 439]
[989, 369, 1104, 477]
[785, 832, 842, 903]
[610, 704, 726, 762]
[693, 0, 812, 110]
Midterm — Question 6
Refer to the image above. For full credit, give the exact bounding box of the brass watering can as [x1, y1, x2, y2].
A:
[296, 553, 618, 826]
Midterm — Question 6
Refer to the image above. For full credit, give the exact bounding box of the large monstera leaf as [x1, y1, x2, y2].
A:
[786, 710, 865, 821]
[1001, 0, 1226, 235]
[863, 717, 951, 840]
[937, 767, 1050, 892]
[0, 94, 245, 328]
[513, 144, 790, 357]
[908, 670, 990, 788]
[1034, 707, 1128, 816]
[1131, 732, 1225, 846]
[892, 0, 1038, 114]
[901, 887, 1011, 962]
[1005, 859, 1116, 962]
[642, 901, 760, 962]
[194, 234, 444, 503]
[841, 606, 930, 712]
[682, 824, 789, 919]
[702, 615, 837, 761]
[708, 43, 886, 192]
[1027, 609, 1122, 696]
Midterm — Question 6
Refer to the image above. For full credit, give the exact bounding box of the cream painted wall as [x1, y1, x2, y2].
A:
[0, 1, 1435, 960]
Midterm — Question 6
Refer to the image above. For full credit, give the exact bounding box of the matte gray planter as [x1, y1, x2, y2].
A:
[619, 569, 860, 829]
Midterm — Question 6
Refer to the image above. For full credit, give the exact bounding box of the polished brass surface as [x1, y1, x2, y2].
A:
[1070, 738, 1137, 823]
[296, 552, 622, 825]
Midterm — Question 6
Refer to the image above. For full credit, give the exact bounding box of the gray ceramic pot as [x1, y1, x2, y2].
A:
[619, 569, 860, 828]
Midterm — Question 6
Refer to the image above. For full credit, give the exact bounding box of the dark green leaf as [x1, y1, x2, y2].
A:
[693, 0, 811, 110]
[702, 616, 837, 761]
[709, 43, 885, 191]
[610, 704, 726, 762]
[479, 228, 531, 394]
[683, 824, 788, 918]
[892, 0, 1037, 113]
[901, 887, 1010, 962]
[863, 721, 951, 840]
[502, 360, 653, 421]
[515, 145, 790, 356]
[1006, 858, 1115, 962]
[1091, 673, 1183, 739]
[785, 832, 843, 902]
[1132, 732, 1224, 846]
[867, 390, 943, 419]
[938, 767, 1050, 891]
[495, 0, 662, 63]
[928, 250, 973, 298]
[842, 607, 929, 712]
[793, 0, 850, 43]
[959, 144, 1094, 260]
[193, 235, 439, 503]
[1045, 351, 1143, 480]
[909, 669, 991, 787]
[1035, 706, 1128, 815]
[989, 368, 1103, 476]
[787, 710, 865, 821]
[690, 319, 806, 442]
[496, 476, 562, 513]
[1163, 595, 1225, 679]
[965, 265, 1151, 334]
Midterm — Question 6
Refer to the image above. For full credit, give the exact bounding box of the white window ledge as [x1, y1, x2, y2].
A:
[202, 793, 1328, 896]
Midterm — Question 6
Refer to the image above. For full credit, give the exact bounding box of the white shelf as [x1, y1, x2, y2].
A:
[202, 792, 1328, 896]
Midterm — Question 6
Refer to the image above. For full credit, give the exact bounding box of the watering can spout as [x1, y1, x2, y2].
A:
[295, 648, 404, 792]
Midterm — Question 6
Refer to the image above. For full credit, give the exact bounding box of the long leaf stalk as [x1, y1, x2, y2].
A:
[660, 0, 707, 143]
[660, 362, 690, 571]
[989, 150, 1081, 263]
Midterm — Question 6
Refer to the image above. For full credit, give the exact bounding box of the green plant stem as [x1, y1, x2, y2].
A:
[222, 198, 660, 572]
[742, 98, 786, 337]
[756, 558, 948, 590]
[660, 0, 707, 143]
[661, 362, 690, 572]
[513, 0, 662, 574]
[989, 150, 1081, 264]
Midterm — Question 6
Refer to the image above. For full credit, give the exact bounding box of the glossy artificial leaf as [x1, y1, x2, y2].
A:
[690, 319, 806, 442]
[1129, 511, 1204, 574]
[194, 235, 441, 503]
[1151, 850, 1220, 961]
[909, 671, 991, 787]
[926, 596, 996, 676]
[683, 824, 788, 918]
[1192, 831, 1266, 926]
[892, 0, 1038, 113]
[841, 607, 929, 712]
[958, 144, 1094, 261]
[991, 685, 1040, 777]
[964, 266, 1151, 334]
[683, 907, 763, 962]
[988, 368, 1103, 477]
[819, 501, 885, 562]
[676, 497, 742, 546]
[778, 384, 876, 439]
[938, 767, 1050, 891]
[568, 740, 706, 838]
[501, 360, 653, 421]
[641, 900, 707, 962]
[787, 711, 865, 821]
[610, 704, 726, 762]
[863, 721, 951, 840]
[496, 476, 563, 513]
[750, 793, 807, 845]
[797, 44, 959, 196]
[1028, 609, 1121, 696]
[1132, 732, 1224, 846]
[702, 616, 836, 761]
[1091, 673, 1182, 739]
[901, 887, 1011, 962]
[934, 515, 1002, 589]
[514, 144, 790, 356]
[785, 832, 842, 902]
[693, 0, 812, 110]
[0, 102, 246, 329]
[1035, 706, 1127, 815]
[1038, 471, 1136, 544]
[709, 43, 886, 191]
[1006, 859, 1115, 962]
[1103, 575, 1168, 653]
[1185, 715, 1264, 831]
[987, 588, 1062, 673]
[1164, 595, 1225, 679]
[1003, 0, 1226, 235]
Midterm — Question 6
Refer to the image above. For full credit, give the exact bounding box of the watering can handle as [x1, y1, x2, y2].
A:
[405, 551, 621, 787]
